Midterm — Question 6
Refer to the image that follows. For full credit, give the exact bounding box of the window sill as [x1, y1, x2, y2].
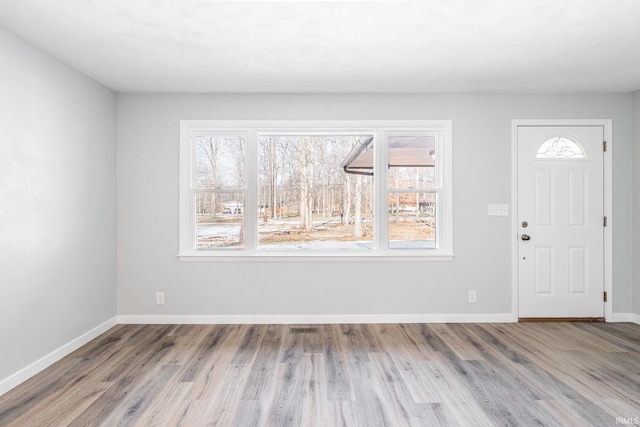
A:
[177, 252, 455, 262]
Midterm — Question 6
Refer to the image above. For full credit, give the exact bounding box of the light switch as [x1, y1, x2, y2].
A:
[488, 204, 509, 216]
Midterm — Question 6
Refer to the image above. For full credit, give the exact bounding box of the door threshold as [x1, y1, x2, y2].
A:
[518, 317, 605, 323]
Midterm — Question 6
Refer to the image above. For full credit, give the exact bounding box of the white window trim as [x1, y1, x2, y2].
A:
[179, 120, 454, 261]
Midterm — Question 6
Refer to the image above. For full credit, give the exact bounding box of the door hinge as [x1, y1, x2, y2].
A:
[604, 291, 607, 302]
[603, 140, 607, 152]
[603, 216, 607, 227]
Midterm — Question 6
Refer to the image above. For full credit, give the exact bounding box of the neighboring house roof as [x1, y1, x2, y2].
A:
[341, 135, 435, 176]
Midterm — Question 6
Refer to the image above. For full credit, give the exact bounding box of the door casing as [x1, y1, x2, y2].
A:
[511, 119, 613, 321]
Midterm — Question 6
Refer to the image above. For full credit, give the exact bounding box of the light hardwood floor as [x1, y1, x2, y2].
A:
[0, 322, 639, 426]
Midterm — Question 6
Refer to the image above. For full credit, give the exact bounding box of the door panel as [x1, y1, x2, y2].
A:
[533, 247, 553, 294]
[534, 169, 553, 226]
[568, 169, 587, 227]
[518, 126, 604, 318]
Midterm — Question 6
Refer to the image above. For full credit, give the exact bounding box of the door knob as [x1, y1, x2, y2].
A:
[521, 234, 531, 241]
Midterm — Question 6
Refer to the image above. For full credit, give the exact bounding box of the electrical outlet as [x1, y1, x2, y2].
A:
[156, 292, 165, 305]
[468, 291, 477, 304]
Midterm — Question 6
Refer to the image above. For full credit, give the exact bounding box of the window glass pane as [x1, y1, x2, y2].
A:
[257, 134, 374, 250]
[387, 135, 435, 190]
[536, 136, 586, 159]
[388, 192, 436, 249]
[196, 192, 245, 249]
[195, 135, 246, 189]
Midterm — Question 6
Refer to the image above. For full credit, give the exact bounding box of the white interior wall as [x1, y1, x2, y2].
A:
[0, 26, 117, 388]
[633, 90, 640, 317]
[116, 93, 633, 320]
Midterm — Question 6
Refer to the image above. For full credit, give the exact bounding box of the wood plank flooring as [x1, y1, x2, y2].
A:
[1, 322, 639, 426]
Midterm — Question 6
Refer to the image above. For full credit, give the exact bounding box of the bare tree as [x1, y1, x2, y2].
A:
[197, 136, 222, 217]
[307, 137, 315, 228]
[229, 136, 245, 187]
[254, 133, 376, 243]
[317, 141, 329, 218]
[278, 138, 290, 218]
[259, 137, 276, 221]
[297, 136, 310, 230]
[343, 172, 352, 226]
[353, 174, 363, 237]
[229, 136, 246, 243]
[391, 167, 400, 222]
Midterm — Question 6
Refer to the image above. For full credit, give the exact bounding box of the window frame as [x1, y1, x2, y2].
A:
[179, 120, 453, 261]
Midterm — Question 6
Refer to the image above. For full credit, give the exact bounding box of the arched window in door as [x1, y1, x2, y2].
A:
[536, 136, 586, 159]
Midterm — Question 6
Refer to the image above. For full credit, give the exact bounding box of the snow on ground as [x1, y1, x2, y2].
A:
[198, 223, 435, 250]
[197, 224, 241, 248]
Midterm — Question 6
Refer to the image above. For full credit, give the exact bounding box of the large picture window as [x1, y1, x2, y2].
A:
[179, 121, 452, 259]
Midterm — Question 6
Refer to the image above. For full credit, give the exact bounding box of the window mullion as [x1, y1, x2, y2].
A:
[195, 188, 246, 194]
[185, 132, 197, 251]
[376, 129, 388, 251]
[245, 129, 258, 252]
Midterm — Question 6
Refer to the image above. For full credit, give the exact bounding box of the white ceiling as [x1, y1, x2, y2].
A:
[1, 0, 640, 94]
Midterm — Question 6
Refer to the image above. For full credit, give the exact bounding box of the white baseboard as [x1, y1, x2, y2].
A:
[609, 313, 638, 323]
[0, 317, 118, 397]
[117, 313, 517, 325]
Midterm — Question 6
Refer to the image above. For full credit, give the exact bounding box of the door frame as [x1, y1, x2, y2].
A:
[511, 119, 613, 321]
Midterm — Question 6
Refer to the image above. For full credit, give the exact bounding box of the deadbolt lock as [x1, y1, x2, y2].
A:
[521, 221, 528, 228]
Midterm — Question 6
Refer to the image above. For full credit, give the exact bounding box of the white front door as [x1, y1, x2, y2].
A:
[517, 126, 604, 318]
